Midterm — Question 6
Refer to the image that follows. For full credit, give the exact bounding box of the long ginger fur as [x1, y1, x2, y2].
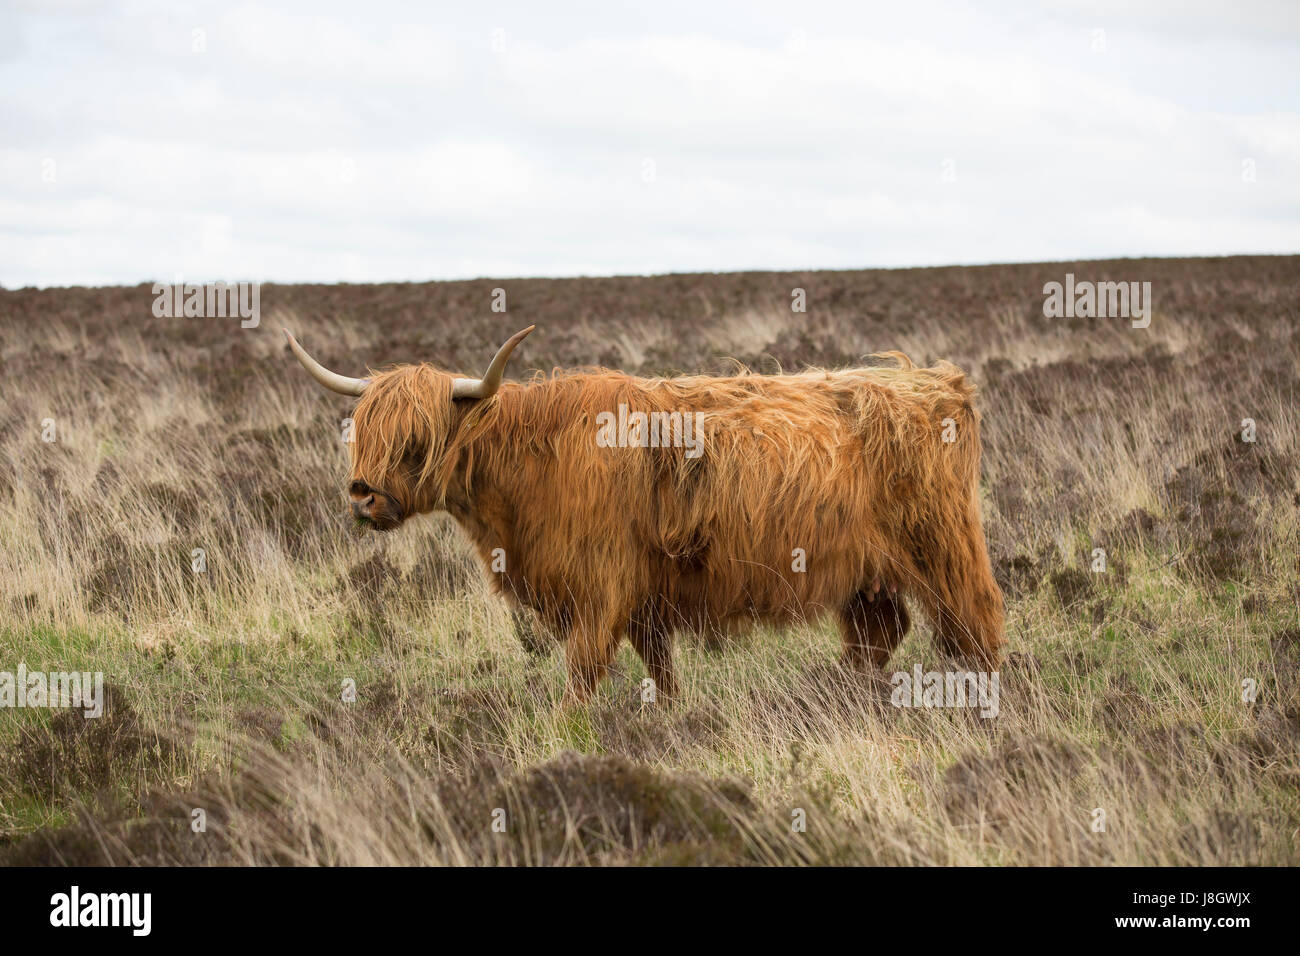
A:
[348, 352, 1005, 701]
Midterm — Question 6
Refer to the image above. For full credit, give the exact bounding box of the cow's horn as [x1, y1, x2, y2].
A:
[283, 329, 370, 396]
[451, 326, 535, 400]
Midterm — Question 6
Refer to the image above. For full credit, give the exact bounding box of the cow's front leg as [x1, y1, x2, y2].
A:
[627, 616, 676, 704]
[562, 617, 620, 705]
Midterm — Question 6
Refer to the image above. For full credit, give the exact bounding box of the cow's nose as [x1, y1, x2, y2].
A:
[351, 494, 375, 519]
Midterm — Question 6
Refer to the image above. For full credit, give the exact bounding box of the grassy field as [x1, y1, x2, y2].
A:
[1, 255, 1297, 865]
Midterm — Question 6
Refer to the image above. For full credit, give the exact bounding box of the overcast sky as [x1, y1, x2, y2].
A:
[2, 0, 1297, 288]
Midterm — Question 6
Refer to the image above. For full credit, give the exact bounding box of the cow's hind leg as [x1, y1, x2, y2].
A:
[627, 616, 677, 703]
[910, 520, 1005, 669]
[839, 591, 911, 670]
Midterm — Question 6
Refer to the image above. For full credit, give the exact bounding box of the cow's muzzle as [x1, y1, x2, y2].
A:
[349, 481, 403, 530]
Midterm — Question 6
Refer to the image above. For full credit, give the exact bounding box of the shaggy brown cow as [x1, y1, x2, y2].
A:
[285, 326, 1004, 703]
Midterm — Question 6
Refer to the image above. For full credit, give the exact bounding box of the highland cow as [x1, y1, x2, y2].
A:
[285, 326, 1004, 704]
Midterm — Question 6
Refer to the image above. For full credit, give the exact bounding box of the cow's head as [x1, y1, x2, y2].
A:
[283, 326, 534, 531]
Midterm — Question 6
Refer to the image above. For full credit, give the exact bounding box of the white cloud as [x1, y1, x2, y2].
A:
[1, 0, 1297, 287]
